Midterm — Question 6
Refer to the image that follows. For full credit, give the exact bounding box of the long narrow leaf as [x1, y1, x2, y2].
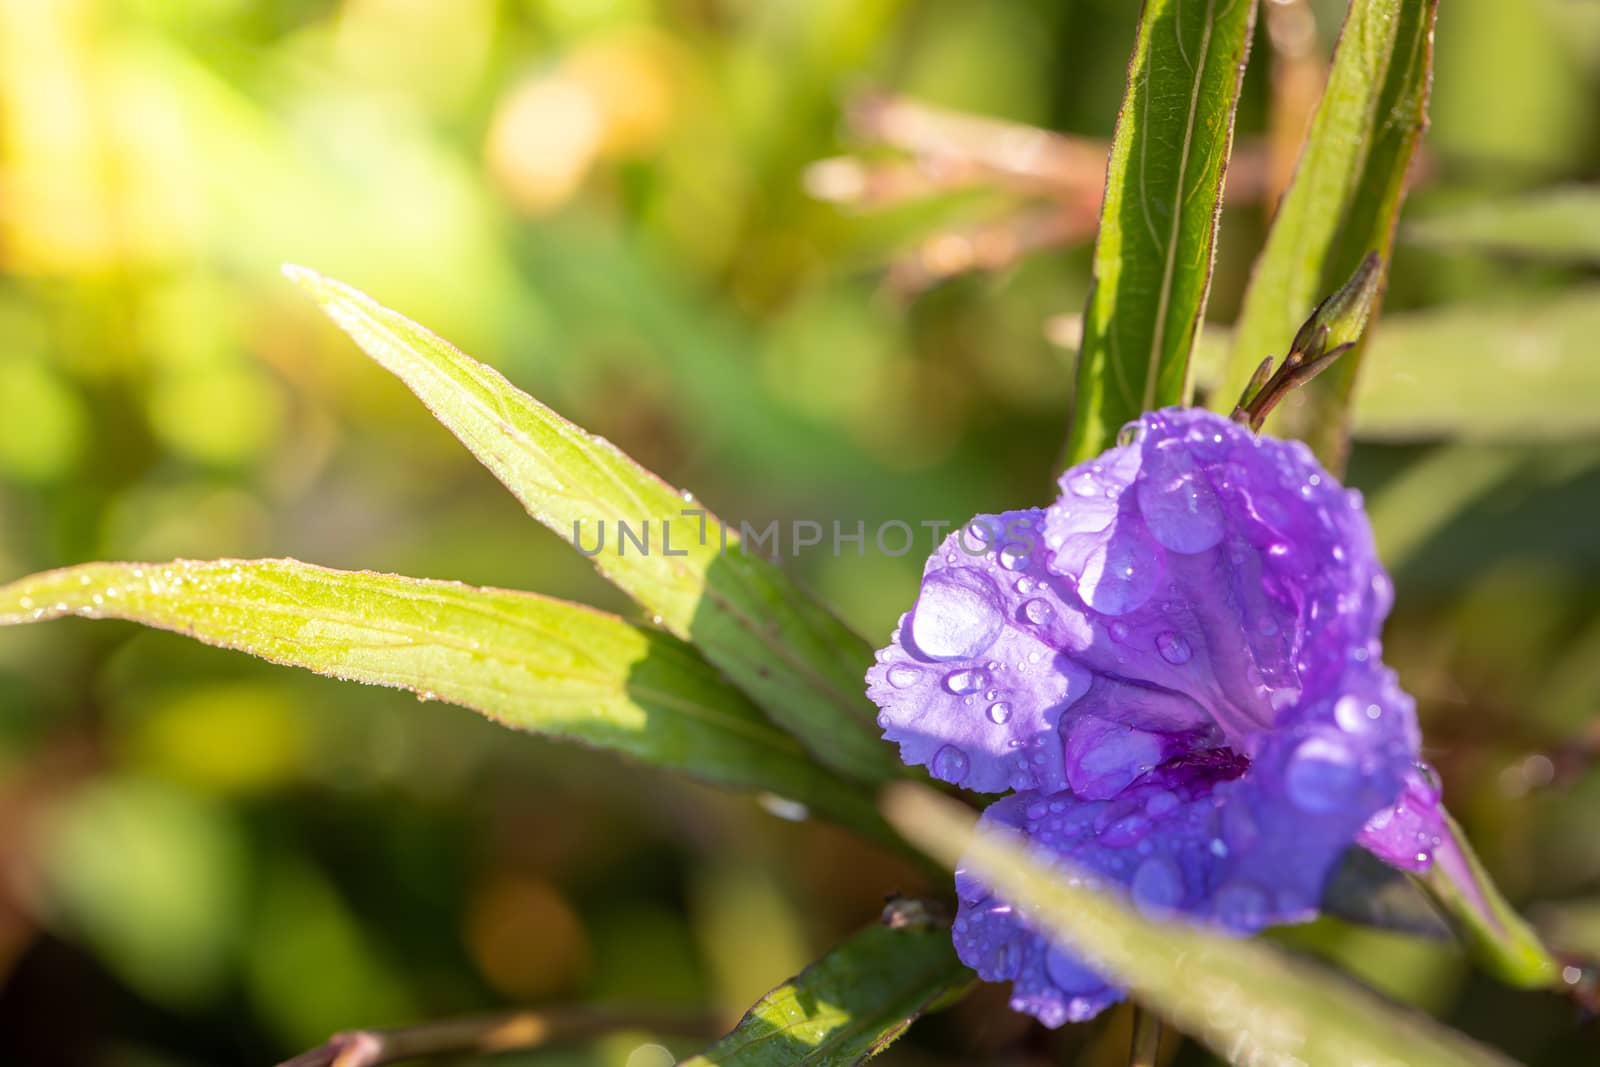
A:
[1193, 288, 1600, 443]
[885, 785, 1519, 1067]
[1403, 186, 1600, 265]
[1063, 0, 1257, 464]
[1353, 286, 1600, 441]
[0, 560, 892, 845]
[1218, 0, 1439, 470]
[283, 267, 896, 785]
[680, 914, 970, 1067]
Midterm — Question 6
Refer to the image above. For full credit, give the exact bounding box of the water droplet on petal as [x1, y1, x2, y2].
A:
[1143, 791, 1177, 817]
[987, 702, 1012, 725]
[943, 668, 990, 695]
[1131, 857, 1185, 912]
[931, 745, 970, 784]
[1076, 529, 1162, 616]
[1109, 621, 1129, 641]
[1137, 441, 1227, 553]
[999, 543, 1029, 571]
[1284, 736, 1361, 813]
[1220, 800, 1259, 851]
[1213, 882, 1268, 929]
[885, 665, 921, 689]
[1156, 631, 1192, 665]
[1022, 598, 1052, 626]
[1333, 694, 1382, 732]
[1100, 814, 1150, 847]
[909, 568, 1004, 660]
[1068, 472, 1100, 497]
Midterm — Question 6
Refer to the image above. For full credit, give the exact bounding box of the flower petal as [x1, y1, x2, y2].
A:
[869, 510, 1095, 793]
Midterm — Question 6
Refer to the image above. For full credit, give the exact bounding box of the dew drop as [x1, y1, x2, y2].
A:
[943, 668, 990, 695]
[1022, 598, 1053, 626]
[1145, 790, 1179, 816]
[999, 543, 1029, 571]
[1136, 441, 1227, 553]
[931, 745, 970, 784]
[1068, 472, 1100, 498]
[1109, 621, 1129, 641]
[1130, 857, 1185, 912]
[1284, 736, 1361, 813]
[1156, 631, 1192, 665]
[885, 665, 921, 689]
[1220, 800, 1258, 851]
[909, 569, 1005, 661]
[987, 702, 1013, 725]
[1333, 694, 1381, 732]
[1213, 882, 1268, 929]
[1099, 814, 1150, 847]
[1076, 529, 1161, 615]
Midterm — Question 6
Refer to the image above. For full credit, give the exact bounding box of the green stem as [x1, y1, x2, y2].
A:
[1419, 812, 1560, 989]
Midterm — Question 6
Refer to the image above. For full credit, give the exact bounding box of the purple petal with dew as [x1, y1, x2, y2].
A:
[1359, 763, 1447, 872]
[868, 406, 1441, 1026]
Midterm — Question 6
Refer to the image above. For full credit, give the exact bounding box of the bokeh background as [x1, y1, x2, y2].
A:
[1, 1, 1598, 1064]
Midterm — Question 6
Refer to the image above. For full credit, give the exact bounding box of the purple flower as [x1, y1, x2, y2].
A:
[866, 407, 1445, 1027]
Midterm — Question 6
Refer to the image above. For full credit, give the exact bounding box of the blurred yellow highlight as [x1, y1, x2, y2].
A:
[486, 31, 678, 214]
[120, 682, 309, 796]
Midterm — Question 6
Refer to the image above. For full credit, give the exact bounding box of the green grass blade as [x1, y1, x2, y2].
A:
[1352, 287, 1600, 442]
[1404, 186, 1600, 265]
[0, 560, 892, 845]
[1218, 0, 1439, 470]
[282, 266, 896, 785]
[680, 915, 970, 1067]
[1062, 0, 1258, 464]
[885, 785, 1520, 1067]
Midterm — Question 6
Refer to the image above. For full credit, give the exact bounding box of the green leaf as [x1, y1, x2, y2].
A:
[885, 785, 1520, 1067]
[1218, 0, 1439, 470]
[1062, 0, 1258, 465]
[1404, 186, 1600, 265]
[680, 910, 970, 1067]
[282, 266, 896, 785]
[1351, 287, 1600, 442]
[0, 559, 893, 845]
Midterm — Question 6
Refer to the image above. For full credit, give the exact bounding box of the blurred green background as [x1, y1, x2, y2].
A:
[0, 1, 1597, 1064]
